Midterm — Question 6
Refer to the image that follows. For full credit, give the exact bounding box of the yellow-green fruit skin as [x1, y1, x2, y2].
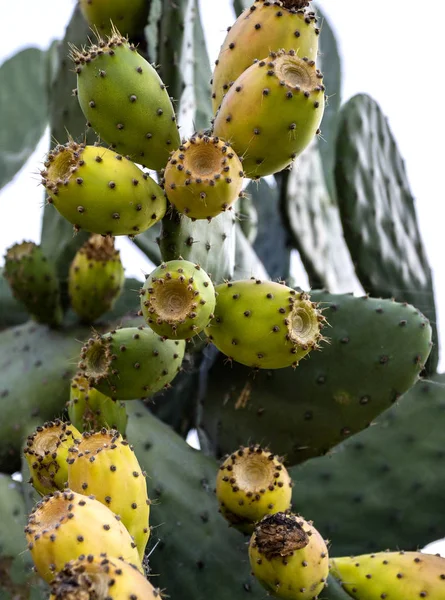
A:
[140, 259, 216, 339]
[25, 490, 142, 583]
[67, 430, 150, 560]
[330, 552, 445, 600]
[249, 513, 329, 599]
[79, 0, 148, 37]
[205, 280, 323, 369]
[212, 0, 319, 112]
[163, 135, 244, 220]
[43, 143, 166, 236]
[213, 51, 325, 178]
[74, 35, 181, 171]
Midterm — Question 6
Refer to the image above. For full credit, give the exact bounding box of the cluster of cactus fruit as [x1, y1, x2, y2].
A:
[1, 0, 444, 599]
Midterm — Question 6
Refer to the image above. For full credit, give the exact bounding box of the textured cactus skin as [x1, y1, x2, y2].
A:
[212, 0, 320, 112]
[68, 235, 125, 323]
[25, 489, 143, 582]
[330, 552, 445, 600]
[213, 50, 325, 178]
[74, 33, 181, 171]
[140, 259, 216, 340]
[4, 242, 62, 327]
[43, 142, 166, 236]
[79, 0, 148, 37]
[67, 429, 150, 560]
[78, 326, 185, 400]
[205, 279, 323, 369]
[249, 512, 329, 599]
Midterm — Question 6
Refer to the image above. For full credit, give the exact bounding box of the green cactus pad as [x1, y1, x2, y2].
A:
[205, 279, 324, 369]
[79, 0, 148, 38]
[78, 326, 185, 400]
[42, 141, 166, 236]
[140, 259, 216, 340]
[4, 242, 62, 327]
[199, 292, 433, 464]
[213, 50, 325, 178]
[73, 31, 181, 171]
[212, 0, 319, 112]
[163, 134, 244, 220]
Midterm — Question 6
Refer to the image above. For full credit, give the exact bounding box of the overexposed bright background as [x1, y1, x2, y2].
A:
[1, 0, 444, 555]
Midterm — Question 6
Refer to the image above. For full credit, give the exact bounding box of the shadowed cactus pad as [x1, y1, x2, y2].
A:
[42, 141, 166, 236]
[79, 0, 148, 38]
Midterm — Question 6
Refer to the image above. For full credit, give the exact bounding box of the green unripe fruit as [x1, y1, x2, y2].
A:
[78, 326, 185, 400]
[73, 31, 181, 171]
[68, 374, 128, 435]
[79, 0, 148, 38]
[140, 259, 216, 340]
[68, 234, 125, 323]
[42, 141, 166, 236]
[216, 445, 292, 534]
[205, 279, 325, 369]
[213, 50, 325, 178]
[212, 0, 319, 112]
[4, 241, 62, 327]
[249, 512, 329, 599]
[163, 134, 244, 220]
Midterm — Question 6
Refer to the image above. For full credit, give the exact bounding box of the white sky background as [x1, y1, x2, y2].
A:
[0, 0, 445, 554]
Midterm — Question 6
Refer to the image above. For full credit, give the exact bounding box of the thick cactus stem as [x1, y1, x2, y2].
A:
[79, 0, 148, 38]
[216, 445, 292, 534]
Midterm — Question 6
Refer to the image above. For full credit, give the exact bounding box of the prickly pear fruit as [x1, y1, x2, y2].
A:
[249, 512, 329, 599]
[216, 445, 292, 534]
[49, 555, 162, 600]
[205, 279, 324, 369]
[140, 259, 216, 340]
[78, 326, 185, 400]
[68, 234, 125, 323]
[213, 50, 325, 178]
[163, 134, 244, 220]
[330, 551, 445, 600]
[212, 0, 319, 112]
[25, 489, 143, 582]
[68, 374, 128, 435]
[79, 0, 148, 38]
[67, 429, 150, 560]
[4, 241, 62, 327]
[73, 30, 181, 171]
[42, 141, 166, 236]
[23, 420, 81, 496]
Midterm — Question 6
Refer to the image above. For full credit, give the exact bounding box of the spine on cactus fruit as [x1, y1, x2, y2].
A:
[23, 420, 81, 496]
[41, 141, 166, 236]
[249, 512, 329, 599]
[4, 241, 63, 327]
[72, 28, 181, 171]
[216, 445, 293, 534]
[79, 0, 149, 38]
[77, 326, 186, 400]
[68, 234, 125, 323]
[24, 489, 143, 582]
[211, 0, 319, 113]
[140, 259, 216, 340]
[67, 429, 150, 560]
[212, 50, 325, 179]
[162, 134, 244, 220]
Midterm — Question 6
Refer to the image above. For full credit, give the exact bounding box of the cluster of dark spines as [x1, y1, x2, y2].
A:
[140, 259, 216, 340]
[248, 512, 329, 599]
[213, 49, 325, 178]
[205, 278, 326, 369]
[71, 29, 181, 171]
[216, 445, 293, 534]
[68, 373, 128, 435]
[24, 489, 143, 583]
[3, 241, 63, 327]
[41, 141, 166, 236]
[211, 0, 319, 112]
[77, 326, 186, 400]
[162, 134, 245, 220]
[79, 0, 149, 38]
[68, 234, 125, 324]
[23, 420, 82, 496]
